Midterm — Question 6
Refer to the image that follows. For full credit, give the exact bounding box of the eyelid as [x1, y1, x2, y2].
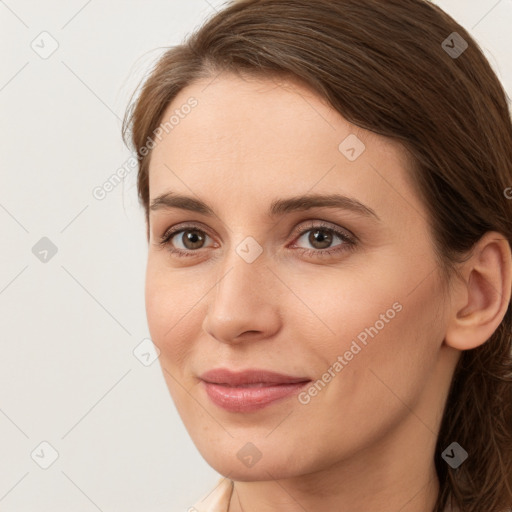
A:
[159, 219, 354, 243]
[159, 222, 217, 249]
[158, 219, 357, 257]
[159, 221, 216, 242]
[289, 219, 356, 242]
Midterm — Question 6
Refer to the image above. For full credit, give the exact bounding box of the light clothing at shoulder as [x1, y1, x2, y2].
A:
[191, 478, 233, 512]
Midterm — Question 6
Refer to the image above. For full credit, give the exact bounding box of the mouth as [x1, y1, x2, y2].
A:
[199, 368, 312, 412]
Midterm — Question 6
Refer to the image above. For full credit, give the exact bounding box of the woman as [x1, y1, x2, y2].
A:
[122, 0, 512, 510]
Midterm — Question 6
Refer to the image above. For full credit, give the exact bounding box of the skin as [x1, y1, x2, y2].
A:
[144, 72, 511, 512]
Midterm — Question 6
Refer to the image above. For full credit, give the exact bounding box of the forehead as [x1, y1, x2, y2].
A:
[147, 72, 422, 224]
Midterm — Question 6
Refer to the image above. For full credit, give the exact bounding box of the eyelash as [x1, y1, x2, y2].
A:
[157, 221, 357, 259]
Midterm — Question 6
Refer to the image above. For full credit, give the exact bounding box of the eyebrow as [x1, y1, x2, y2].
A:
[149, 191, 380, 221]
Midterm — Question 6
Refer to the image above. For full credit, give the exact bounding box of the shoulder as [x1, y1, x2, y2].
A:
[189, 477, 234, 512]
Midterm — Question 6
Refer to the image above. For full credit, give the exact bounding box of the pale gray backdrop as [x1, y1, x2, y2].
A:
[1, 0, 511, 510]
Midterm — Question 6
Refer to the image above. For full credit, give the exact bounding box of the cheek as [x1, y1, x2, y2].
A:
[145, 267, 203, 416]
[144, 261, 197, 370]
[287, 268, 404, 363]
[299, 258, 444, 395]
[311, 272, 444, 423]
[280, 283, 444, 470]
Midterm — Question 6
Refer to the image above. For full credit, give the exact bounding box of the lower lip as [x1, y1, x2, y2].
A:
[201, 380, 311, 412]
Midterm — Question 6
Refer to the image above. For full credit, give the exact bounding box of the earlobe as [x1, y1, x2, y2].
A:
[444, 232, 512, 351]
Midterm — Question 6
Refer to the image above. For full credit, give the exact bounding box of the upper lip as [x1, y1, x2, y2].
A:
[199, 368, 311, 386]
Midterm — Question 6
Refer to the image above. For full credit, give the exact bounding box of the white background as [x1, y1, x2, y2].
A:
[1, 1, 511, 510]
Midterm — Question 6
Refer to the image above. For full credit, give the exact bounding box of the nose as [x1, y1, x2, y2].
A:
[202, 253, 282, 345]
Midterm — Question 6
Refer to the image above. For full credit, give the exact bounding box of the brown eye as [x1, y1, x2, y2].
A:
[178, 229, 207, 250]
[295, 227, 341, 251]
[292, 223, 356, 258]
[158, 225, 214, 256]
[307, 229, 333, 249]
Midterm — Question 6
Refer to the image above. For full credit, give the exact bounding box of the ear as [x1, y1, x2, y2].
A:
[444, 232, 512, 351]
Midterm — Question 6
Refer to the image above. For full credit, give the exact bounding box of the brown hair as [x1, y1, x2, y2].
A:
[122, 0, 512, 510]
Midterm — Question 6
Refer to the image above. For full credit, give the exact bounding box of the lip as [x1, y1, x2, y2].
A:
[199, 368, 312, 412]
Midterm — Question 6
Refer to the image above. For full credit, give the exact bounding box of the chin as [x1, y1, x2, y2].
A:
[197, 441, 309, 482]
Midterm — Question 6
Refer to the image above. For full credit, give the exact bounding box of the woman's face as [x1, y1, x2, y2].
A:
[145, 72, 457, 482]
